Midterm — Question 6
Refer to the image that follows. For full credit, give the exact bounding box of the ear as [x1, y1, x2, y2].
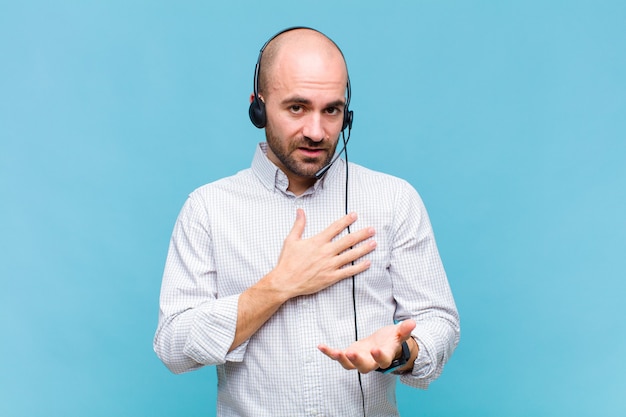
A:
[249, 93, 255, 104]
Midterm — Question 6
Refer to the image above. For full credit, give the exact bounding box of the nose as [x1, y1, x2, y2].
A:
[302, 113, 325, 142]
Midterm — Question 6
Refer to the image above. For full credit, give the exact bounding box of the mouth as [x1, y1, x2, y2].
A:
[297, 147, 327, 159]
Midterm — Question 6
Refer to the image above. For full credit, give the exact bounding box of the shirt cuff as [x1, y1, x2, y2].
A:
[183, 294, 248, 365]
[411, 336, 434, 377]
[399, 330, 437, 389]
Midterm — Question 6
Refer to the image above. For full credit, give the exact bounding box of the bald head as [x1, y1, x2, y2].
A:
[258, 28, 348, 96]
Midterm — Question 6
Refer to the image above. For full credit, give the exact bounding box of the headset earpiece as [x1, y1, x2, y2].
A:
[343, 109, 353, 131]
[249, 97, 266, 128]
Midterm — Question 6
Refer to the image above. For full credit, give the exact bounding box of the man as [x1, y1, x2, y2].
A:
[154, 27, 460, 416]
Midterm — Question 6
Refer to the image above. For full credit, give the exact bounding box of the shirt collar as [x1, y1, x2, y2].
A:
[251, 142, 342, 195]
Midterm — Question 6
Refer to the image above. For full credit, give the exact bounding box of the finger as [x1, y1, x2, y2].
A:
[345, 350, 378, 374]
[318, 345, 356, 370]
[317, 344, 337, 358]
[332, 259, 372, 281]
[334, 239, 377, 267]
[331, 227, 376, 255]
[286, 208, 306, 241]
[319, 212, 358, 241]
[370, 347, 394, 369]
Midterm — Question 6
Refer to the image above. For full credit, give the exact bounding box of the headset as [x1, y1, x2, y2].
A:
[248, 26, 354, 132]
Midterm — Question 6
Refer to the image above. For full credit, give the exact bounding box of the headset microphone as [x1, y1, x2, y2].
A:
[315, 126, 352, 179]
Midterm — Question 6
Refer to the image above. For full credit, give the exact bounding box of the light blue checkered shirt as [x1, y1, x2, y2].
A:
[154, 143, 460, 416]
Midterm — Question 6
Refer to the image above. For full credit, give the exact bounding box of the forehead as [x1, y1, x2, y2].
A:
[267, 45, 348, 102]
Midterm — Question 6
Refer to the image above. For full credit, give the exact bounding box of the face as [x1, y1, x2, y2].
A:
[262, 46, 348, 188]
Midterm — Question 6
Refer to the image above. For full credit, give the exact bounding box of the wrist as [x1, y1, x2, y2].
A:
[394, 336, 419, 374]
[375, 340, 411, 374]
[257, 270, 292, 304]
[402, 336, 419, 372]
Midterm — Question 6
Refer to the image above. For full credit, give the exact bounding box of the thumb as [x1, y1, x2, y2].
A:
[287, 208, 306, 241]
[397, 319, 417, 340]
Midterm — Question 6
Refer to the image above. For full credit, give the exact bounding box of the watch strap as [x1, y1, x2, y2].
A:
[375, 340, 411, 374]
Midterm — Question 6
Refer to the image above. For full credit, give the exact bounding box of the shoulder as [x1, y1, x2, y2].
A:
[347, 161, 420, 196]
[188, 168, 256, 200]
[345, 161, 429, 221]
[175, 168, 258, 219]
[346, 163, 435, 237]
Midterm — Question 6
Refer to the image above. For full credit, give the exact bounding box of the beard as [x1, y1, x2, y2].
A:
[265, 123, 338, 178]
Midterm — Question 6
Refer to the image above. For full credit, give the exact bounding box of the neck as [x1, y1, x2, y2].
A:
[286, 175, 316, 196]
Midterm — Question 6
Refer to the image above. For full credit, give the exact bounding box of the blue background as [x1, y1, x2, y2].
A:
[1, 1, 625, 416]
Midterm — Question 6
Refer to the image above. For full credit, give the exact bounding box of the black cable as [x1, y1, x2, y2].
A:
[340, 129, 367, 417]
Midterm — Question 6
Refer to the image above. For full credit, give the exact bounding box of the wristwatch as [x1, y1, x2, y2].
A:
[375, 341, 411, 374]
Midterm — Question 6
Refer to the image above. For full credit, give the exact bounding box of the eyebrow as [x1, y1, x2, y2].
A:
[281, 96, 346, 109]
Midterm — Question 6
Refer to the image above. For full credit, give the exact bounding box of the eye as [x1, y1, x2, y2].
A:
[324, 107, 340, 115]
[289, 104, 303, 113]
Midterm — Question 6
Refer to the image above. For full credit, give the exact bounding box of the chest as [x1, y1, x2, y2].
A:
[207, 189, 396, 297]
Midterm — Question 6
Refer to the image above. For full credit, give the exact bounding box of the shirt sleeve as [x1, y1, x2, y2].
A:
[390, 181, 460, 389]
[153, 193, 248, 374]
